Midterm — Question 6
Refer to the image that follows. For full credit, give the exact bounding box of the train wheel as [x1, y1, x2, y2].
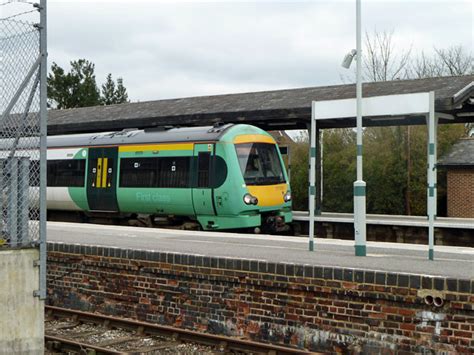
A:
[128, 219, 147, 227]
[182, 221, 202, 230]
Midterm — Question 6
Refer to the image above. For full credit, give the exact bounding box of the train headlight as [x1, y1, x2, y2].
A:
[283, 191, 292, 202]
[243, 193, 258, 205]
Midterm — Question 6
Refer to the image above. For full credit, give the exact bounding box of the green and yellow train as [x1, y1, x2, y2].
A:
[46, 124, 292, 232]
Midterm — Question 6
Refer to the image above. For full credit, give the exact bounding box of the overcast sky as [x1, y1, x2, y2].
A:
[33, 0, 474, 101]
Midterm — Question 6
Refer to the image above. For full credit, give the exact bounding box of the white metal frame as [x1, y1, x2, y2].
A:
[309, 91, 438, 260]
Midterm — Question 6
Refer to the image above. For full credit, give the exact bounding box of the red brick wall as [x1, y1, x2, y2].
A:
[447, 168, 474, 218]
[47, 243, 474, 353]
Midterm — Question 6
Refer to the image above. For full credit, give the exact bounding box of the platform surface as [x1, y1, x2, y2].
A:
[47, 222, 474, 280]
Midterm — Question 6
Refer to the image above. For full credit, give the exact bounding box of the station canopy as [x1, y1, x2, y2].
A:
[48, 75, 474, 135]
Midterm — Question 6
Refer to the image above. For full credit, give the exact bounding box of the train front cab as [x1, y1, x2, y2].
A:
[196, 127, 292, 233]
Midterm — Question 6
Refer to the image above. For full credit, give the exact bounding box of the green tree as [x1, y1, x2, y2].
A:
[48, 60, 129, 109]
[100, 73, 116, 105]
[364, 127, 407, 214]
[288, 128, 356, 213]
[288, 134, 309, 211]
[114, 78, 129, 104]
[48, 59, 101, 109]
[322, 129, 356, 213]
[100, 74, 129, 105]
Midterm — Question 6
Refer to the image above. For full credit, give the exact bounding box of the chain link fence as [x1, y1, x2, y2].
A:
[0, 0, 45, 249]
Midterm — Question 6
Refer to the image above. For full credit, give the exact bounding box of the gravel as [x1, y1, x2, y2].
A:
[46, 318, 220, 354]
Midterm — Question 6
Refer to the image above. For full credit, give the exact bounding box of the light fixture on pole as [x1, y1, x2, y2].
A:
[341, 0, 366, 257]
[341, 49, 357, 69]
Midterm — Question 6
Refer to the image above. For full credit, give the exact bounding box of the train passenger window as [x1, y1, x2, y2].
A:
[47, 159, 86, 187]
[119, 157, 190, 188]
[197, 152, 210, 188]
[157, 157, 190, 188]
[119, 158, 157, 187]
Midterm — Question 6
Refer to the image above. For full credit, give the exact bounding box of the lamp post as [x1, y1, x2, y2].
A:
[342, 0, 366, 257]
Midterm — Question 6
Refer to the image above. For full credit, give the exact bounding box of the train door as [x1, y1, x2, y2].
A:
[87, 147, 119, 211]
[192, 143, 216, 216]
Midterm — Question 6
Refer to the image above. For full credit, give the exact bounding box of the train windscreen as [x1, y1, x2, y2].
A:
[235, 143, 285, 185]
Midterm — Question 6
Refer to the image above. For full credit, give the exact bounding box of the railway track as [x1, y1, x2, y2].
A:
[45, 306, 315, 354]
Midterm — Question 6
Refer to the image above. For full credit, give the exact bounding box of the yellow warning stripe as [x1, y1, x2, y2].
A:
[233, 134, 275, 145]
[119, 143, 193, 152]
[102, 157, 108, 188]
[96, 158, 102, 188]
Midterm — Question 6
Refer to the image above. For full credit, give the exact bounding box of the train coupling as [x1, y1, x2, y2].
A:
[264, 214, 290, 233]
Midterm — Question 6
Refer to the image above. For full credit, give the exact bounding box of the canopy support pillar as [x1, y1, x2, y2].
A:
[427, 91, 437, 260]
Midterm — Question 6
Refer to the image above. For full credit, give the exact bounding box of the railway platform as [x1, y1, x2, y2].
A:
[47, 222, 473, 279]
[46, 222, 474, 353]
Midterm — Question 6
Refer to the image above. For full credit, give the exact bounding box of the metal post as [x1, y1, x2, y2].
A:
[9, 72, 40, 159]
[0, 160, 3, 239]
[18, 158, 30, 246]
[308, 103, 317, 251]
[37, 0, 48, 299]
[320, 129, 324, 209]
[0, 56, 41, 127]
[315, 126, 321, 215]
[7, 158, 18, 247]
[427, 91, 436, 260]
[354, 0, 366, 256]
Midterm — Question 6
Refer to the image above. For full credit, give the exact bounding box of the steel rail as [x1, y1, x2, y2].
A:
[45, 334, 123, 354]
[45, 305, 315, 355]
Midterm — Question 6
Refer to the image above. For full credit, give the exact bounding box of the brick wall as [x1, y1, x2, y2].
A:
[47, 243, 474, 353]
[447, 168, 474, 218]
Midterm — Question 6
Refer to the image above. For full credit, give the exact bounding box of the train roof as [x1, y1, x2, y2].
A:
[47, 124, 235, 148]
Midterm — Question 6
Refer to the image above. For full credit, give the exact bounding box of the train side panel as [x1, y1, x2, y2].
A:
[115, 143, 194, 216]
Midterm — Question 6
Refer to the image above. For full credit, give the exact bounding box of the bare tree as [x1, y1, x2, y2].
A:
[410, 45, 474, 135]
[434, 45, 473, 76]
[339, 29, 412, 83]
[410, 51, 445, 79]
[345, 31, 472, 82]
[363, 30, 412, 82]
[410, 45, 473, 79]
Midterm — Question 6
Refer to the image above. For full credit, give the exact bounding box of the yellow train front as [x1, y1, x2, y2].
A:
[46, 123, 292, 232]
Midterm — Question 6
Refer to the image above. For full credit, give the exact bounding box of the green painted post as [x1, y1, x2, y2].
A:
[308, 103, 317, 251]
[427, 91, 436, 261]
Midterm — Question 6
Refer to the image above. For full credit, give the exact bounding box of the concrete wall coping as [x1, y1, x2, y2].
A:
[47, 242, 474, 294]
